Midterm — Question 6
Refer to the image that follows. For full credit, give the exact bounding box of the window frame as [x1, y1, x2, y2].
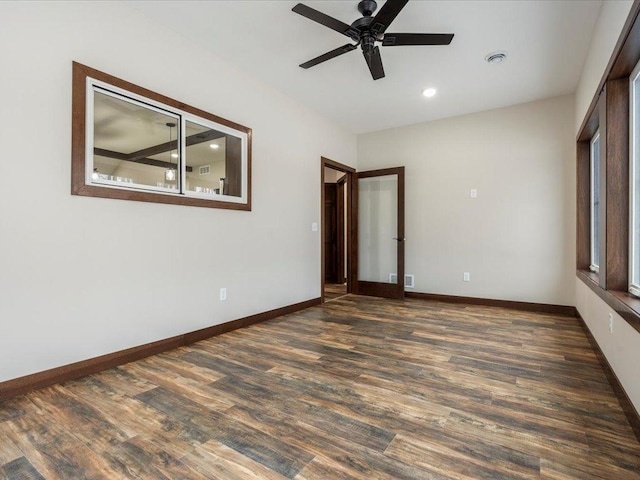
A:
[590, 130, 600, 273]
[630, 59, 640, 296]
[72, 62, 252, 210]
[575, 1, 640, 338]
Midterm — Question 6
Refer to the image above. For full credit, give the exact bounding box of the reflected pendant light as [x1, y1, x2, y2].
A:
[165, 122, 177, 182]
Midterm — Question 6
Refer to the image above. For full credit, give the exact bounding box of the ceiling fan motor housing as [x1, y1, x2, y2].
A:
[351, 16, 374, 38]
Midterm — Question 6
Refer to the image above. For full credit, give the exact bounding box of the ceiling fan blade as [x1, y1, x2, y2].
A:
[292, 3, 359, 39]
[370, 0, 409, 37]
[363, 46, 385, 80]
[382, 33, 454, 46]
[300, 44, 358, 69]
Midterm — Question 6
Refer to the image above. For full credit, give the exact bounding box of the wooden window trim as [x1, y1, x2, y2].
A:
[576, 1, 640, 331]
[603, 79, 630, 291]
[577, 270, 640, 334]
[71, 62, 252, 210]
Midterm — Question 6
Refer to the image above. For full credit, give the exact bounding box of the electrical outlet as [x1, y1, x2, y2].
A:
[470, 189, 477, 198]
[608, 313, 613, 333]
[312, 222, 318, 232]
[220, 288, 227, 301]
[463, 272, 470, 282]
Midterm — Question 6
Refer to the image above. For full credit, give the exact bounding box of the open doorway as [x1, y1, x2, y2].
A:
[321, 157, 355, 303]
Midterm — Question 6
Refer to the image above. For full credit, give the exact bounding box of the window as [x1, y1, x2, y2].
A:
[590, 130, 600, 273]
[575, 3, 640, 335]
[631, 62, 640, 295]
[72, 62, 252, 210]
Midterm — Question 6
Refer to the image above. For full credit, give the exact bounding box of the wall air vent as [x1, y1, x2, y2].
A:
[389, 274, 415, 288]
[199, 165, 211, 175]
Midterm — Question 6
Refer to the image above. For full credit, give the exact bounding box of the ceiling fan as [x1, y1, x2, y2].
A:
[292, 0, 454, 80]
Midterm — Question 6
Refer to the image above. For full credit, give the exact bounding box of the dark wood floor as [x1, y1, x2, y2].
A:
[1, 295, 639, 479]
[324, 283, 347, 301]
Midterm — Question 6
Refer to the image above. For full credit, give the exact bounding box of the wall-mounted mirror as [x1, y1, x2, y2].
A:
[72, 62, 251, 210]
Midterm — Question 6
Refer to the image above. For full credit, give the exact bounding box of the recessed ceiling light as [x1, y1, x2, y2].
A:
[210, 144, 220, 149]
[422, 88, 437, 98]
[171, 153, 179, 159]
[485, 51, 507, 64]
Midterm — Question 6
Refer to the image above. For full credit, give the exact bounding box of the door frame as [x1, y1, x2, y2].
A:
[321, 157, 355, 303]
[336, 175, 347, 284]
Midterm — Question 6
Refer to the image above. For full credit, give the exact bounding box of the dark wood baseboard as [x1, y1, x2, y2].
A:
[183, 298, 320, 344]
[0, 297, 321, 401]
[575, 311, 640, 444]
[405, 292, 576, 316]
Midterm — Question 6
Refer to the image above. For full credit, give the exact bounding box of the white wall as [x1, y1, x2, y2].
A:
[358, 95, 576, 306]
[575, 0, 634, 132]
[0, 1, 356, 383]
[574, 0, 640, 412]
[576, 281, 640, 412]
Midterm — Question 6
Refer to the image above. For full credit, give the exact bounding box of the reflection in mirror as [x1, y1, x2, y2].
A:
[358, 174, 398, 283]
[185, 120, 242, 197]
[185, 121, 226, 195]
[93, 89, 181, 190]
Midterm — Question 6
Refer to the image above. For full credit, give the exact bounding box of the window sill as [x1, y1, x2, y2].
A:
[577, 269, 640, 334]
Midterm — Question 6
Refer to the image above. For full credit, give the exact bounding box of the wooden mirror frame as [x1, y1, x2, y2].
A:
[71, 62, 252, 210]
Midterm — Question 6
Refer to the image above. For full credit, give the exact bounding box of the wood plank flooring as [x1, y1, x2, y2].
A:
[324, 283, 347, 302]
[1, 295, 639, 479]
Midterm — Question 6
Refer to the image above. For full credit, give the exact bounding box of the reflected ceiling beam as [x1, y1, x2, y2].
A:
[94, 148, 193, 172]
[127, 129, 226, 162]
[94, 129, 226, 172]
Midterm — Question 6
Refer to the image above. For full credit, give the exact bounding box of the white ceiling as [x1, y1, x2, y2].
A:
[130, 0, 602, 134]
